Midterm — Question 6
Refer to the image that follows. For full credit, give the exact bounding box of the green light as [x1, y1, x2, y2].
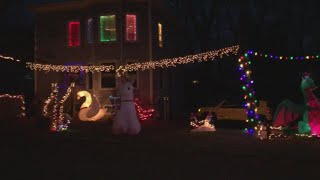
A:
[248, 61, 251, 64]
[100, 15, 116, 42]
[264, 55, 267, 58]
[242, 86, 246, 90]
[250, 119, 254, 122]
[249, 93, 252, 97]
[254, 100, 258, 103]
[316, 55, 319, 58]
[244, 53, 248, 57]
[290, 57, 293, 60]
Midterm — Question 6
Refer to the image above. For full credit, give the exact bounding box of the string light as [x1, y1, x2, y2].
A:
[57, 83, 75, 131]
[0, 94, 26, 117]
[3, 45, 239, 73]
[26, 63, 115, 73]
[44, 83, 75, 132]
[246, 50, 320, 61]
[117, 45, 239, 75]
[43, 83, 58, 117]
[134, 98, 155, 121]
[0, 54, 21, 62]
[238, 53, 259, 134]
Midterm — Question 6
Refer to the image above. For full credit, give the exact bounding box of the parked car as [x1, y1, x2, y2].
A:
[197, 100, 272, 121]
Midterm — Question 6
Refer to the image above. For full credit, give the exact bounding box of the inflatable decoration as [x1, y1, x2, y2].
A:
[273, 72, 320, 136]
[77, 90, 107, 121]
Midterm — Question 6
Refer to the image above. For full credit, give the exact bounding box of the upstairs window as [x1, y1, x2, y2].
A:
[87, 18, 93, 44]
[158, 22, 163, 47]
[68, 21, 80, 47]
[126, 14, 137, 41]
[100, 15, 116, 42]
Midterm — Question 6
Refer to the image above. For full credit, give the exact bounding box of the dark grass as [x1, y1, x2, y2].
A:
[1, 118, 320, 180]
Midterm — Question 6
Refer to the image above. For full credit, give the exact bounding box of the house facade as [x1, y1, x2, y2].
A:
[32, 0, 183, 119]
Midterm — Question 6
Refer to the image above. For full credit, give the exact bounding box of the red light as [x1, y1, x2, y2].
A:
[68, 21, 80, 47]
[126, 15, 137, 41]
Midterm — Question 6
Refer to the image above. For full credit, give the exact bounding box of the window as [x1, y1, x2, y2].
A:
[128, 62, 138, 88]
[68, 21, 80, 47]
[158, 22, 163, 47]
[87, 18, 93, 44]
[126, 14, 137, 41]
[101, 63, 116, 88]
[100, 15, 116, 42]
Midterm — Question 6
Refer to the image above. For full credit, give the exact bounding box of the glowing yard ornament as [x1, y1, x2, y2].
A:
[190, 112, 216, 132]
[77, 90, 107, 121]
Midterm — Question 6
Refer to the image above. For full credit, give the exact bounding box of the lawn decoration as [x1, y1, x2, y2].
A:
[112, 77, 141, 135]
[43, 83, 75, 131]
[272, 72, 320, 136]
[190, 112, 216, 132]
[77, 90, 107, 121]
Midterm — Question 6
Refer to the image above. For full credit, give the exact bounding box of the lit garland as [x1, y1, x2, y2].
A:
[3, 46, 239, 73]
[43, 83, 58, 117]
[44, 83, 75, 132]
[57, 82, 75, 131]
[0, 94, 26, 117]
[26, 63, 114, 73]
[238, 53, 259, 135]
[0, 54, 21, 62]
[117, 45, 239, 75]
[134, 98, 155, 121]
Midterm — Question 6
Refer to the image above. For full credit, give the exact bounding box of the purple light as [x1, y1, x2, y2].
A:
[240, 78, 243, 81]
[250, 80, 253, 83]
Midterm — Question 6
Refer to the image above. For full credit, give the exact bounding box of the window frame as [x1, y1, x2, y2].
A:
[87, 18, 94, 44]
[99, 61, 117, 89]
[125, 14, 137, 42]
[67, 20, 81, 47]
[99, 15, 117, 42]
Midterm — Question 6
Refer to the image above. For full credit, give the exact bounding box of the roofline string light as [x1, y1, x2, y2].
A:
[1, 46, 240, 73]
[246, 50, 320, 61]
[116, 45, 240, 76]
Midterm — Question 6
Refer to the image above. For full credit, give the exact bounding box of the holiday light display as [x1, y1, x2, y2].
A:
[117, 45, 239, 75]
[26, 63, 115, 73]
[77, 90, 107, 121]
[245, 50, 320, 61]
[190, 112, 216, 132]
[134, 98, 155, 121]
[1, 46, 240, 73]
[238, 53, 259, 134]
[0, 94, 26, 117]
[44, 83, 75, 132]
[43, 83, 58, 117]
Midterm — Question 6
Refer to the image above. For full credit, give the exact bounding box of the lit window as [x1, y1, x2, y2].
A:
[158, 22, 163, 47]
[68, 21, 80, 47]
[126, 14, 137, 41]
[101, 63, 116, 88]
[100, 15, 116, 42]
[87, 18, 93, 44]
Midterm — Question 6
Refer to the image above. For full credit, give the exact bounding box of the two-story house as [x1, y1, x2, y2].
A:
[31, 0, 183, 119]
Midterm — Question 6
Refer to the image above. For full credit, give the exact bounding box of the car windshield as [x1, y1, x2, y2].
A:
[218, 98, 243, 108]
